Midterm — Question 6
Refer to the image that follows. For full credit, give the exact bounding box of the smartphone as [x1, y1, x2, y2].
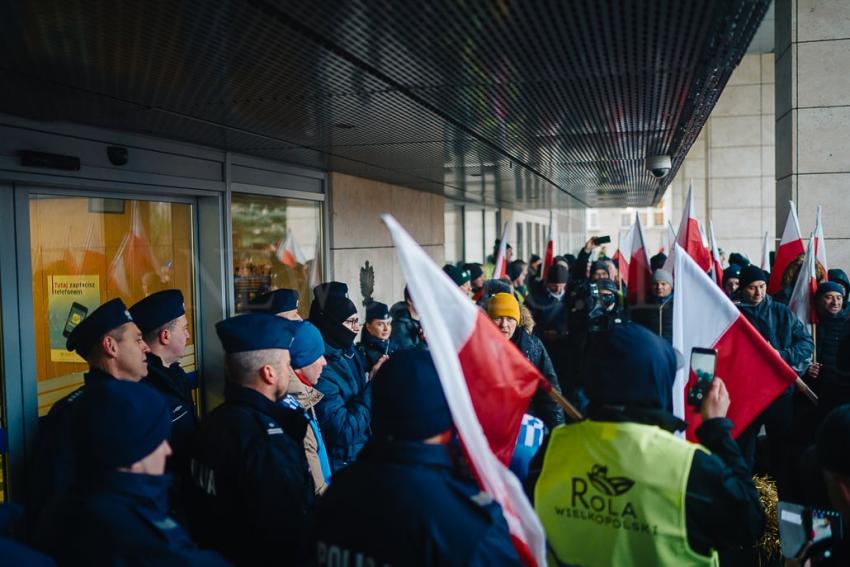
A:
[687, 347, 717, 407]
[62, 302, 89, 338]
[594, 235, 611, 245]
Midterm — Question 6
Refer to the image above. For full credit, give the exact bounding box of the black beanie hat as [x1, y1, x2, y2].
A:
[74, 380, 171, 471]
[443, 264, 471, 286]
[587, 322, 677, 412]
[650, 253, 667, 272]
[590, 261, 610, 277]
[728, 253, 751, 268]
[464, 263, 484, 281]
[723, 263, 742, 283]
[816, 404, 850, 476]
[372, 350, 452, 441]
[309, 294, 358, 349]
[547, 264, 569, 284]
[738, 265, 768, 289]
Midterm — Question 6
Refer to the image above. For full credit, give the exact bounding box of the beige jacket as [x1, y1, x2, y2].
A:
[287, 375, 328, 495]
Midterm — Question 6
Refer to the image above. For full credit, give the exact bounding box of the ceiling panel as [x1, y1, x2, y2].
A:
[0, 0, 770, 208]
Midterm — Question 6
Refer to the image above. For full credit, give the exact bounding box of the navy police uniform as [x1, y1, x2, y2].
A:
[187, 314, 314, 566]
[26, 298, 134, 534]
[311, 441, 522, 567]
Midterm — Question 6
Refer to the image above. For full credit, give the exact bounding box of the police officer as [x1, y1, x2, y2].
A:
[27, 298, 149, 533]
[310, 349, 523, 566]
[534, 323, 764, 566]
[248, 287, 301, 320]
[40, 380, 229, 565]
[358, 301, 396, 372]
[129, 290, 197, 487]
[188, 313, 314, 566]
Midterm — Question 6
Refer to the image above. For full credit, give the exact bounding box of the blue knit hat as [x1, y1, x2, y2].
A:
[723, 263, 742, 282]
[817, 281, 845, 298]
[66, 298, 134, 358]
[288, 321, 325, 369]
[216, 313, 294, 353]
[248, 288, 299, 314]
[372, 350, 452, 441]
[129, 289, 185, 335]
[73, 380, 171, 470]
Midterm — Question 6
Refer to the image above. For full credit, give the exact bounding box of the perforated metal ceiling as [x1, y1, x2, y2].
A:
[0, 0, 769, 208]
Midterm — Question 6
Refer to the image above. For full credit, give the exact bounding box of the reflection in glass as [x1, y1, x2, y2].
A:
[231, 194, 323, 318]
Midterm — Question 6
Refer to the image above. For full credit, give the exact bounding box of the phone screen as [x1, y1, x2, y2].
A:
[691, 349, 717, 385]
[63, 302, 89, 338]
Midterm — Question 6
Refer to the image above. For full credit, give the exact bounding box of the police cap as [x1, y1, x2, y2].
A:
[215, 313, 294, 354]
[66, 298, 134, 359]
[129, 289, 185, 335]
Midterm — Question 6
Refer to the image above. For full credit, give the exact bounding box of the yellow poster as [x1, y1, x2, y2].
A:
[48, 275, 101, 363]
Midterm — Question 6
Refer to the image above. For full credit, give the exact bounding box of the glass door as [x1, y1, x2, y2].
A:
[27, 195, 198, 415]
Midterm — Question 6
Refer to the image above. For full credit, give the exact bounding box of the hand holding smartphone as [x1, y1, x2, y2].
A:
[687, 347, 717, 408]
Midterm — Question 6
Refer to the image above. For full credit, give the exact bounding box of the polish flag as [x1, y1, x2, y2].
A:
[493, 222, 510, 280]
[768, 202, 805, 295]
[760, 231, 770, 271]
[667, 181, 712, 273]
[814, 205, 828, 276]
[665, 221, 677, 255]
[672, 243, 798, 439]
[613, 228, 632, 288]
[307, 231, 322, 290]
[541, 213, 555, 282]
[383, 214, 545, 567]
[275, 229, 307, 268]
[789, 235, 819, 326]
[708, 220, 724, 288]
[626, 213, 652, 304]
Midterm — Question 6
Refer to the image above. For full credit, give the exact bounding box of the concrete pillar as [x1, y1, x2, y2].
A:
[776, 0, 850, 269]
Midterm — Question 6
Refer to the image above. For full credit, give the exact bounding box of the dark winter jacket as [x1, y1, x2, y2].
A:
[629, 293, 674, 342]
[511, 328, 565, 430]
[358, 330, 396, 372]
[43, 471, 229, 566]
[188, 385, 314, 566]
[309, 440, 523, 566]
[314, 341, 372, 472]
[390, 303, 426, 351]
[738, 296, 814, 375]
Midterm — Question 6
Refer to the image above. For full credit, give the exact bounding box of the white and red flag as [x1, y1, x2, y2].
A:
[789, 234, 819, 326]
[814, 205, 828, 276]
[708, 220, 724, 288]
[541, 212, 555, 282]
[383, 214, 545, 567]
[613, 228, 631, 287]
[672, 243, 798, 440]
[667, 180, 712, 273]
[760, 231, 770, 271]
[665, 220, 677, 255]
[768, 202, 805, 295]
[275, 229, 308, 268]
[625, 213, 652, 303]
[493, 222, 510, 280]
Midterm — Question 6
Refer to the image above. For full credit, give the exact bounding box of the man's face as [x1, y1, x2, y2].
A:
[741, 281, 767, 305]
[724, 278, 740, 297]
[471, 275, 485, 289]
[112, 323, 150, 381]
[591, 269, 609, 282]
[131, 440, 172, 476]
[820, 292, 844, 316]
[163, 314, 190, 363]
[653, 281, 672, 298]
[365, 319, 392, 340]
[546, 282, 566, 296]
[298, 355, 327, 386]
[491, 316, 517, 339]
[278, 309, 302, 321]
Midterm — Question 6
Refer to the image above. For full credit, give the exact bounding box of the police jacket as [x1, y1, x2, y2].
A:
[511, 328, 565, 431]
[188, 384, 314, 566]
[630, 294, 674, 342]
[532, 408, 765, 558]
[26, 366, 113, 534]
[43, 471, 229, 566]
[390, 304, 427, 351]
[738, 296, 814, 375]
[143, 353, 198, 477]
[357, 330, 396, 372]
[314, 341, 372, 473]
[526, 288, 569, 337]
[309, 440, 523, 567]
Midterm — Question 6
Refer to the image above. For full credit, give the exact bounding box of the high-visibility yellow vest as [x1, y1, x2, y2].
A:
[535, 420, 719, 567]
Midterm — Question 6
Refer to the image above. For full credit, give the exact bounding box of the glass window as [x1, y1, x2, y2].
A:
[444, 203, 463, 264]
[586, 210, 599, 230]
[516, 223, 524, 261]
[231, 194, 323, 318]
[653, 210, 665, 227]
[29, 197, 197, 416]
[621, 213, 632, 228]
[464, 208, 484, 263]
[483, 210, 497, 259]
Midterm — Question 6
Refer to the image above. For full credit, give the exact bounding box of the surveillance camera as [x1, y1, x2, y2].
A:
[646, 155, 671, 178]
[107, 146, 128, 166]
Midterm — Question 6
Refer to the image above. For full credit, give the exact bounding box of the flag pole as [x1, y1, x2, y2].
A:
[795, 377, 818, 405]
[812, 323, 818, 364]
[539, 381, 583, 421]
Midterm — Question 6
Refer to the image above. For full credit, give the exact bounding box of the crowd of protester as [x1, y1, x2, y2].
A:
[2, 235, 850, 566]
